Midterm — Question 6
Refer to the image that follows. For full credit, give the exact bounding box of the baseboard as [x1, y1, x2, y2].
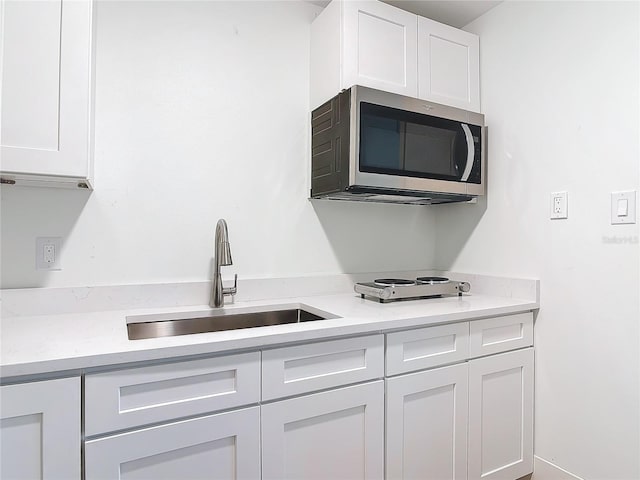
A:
[533, 456, 584, 480]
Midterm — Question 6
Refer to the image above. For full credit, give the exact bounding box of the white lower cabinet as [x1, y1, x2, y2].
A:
[386, 363, 469, 480]
[468, 348, 534, 480]
[0, 377, 81, 480]
[84, 406, 260, 480]
[262, 381, 385, 480]
[71, 314, 532, 480]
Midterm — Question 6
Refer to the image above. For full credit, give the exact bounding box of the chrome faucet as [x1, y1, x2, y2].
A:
[210, 219, 237, 308]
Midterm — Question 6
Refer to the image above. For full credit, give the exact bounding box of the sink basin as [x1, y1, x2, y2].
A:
[126, 304, 338, 340]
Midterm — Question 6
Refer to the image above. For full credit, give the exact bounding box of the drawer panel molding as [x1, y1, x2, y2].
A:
[85, 352, 260, 436]
[469, 312, 534, 358]
[262, 335, 384, 401]
[386, 322, 469, 376]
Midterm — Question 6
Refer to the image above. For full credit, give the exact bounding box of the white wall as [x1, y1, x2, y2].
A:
[0, 0, 438, 288]
[438, 2, 640, 478]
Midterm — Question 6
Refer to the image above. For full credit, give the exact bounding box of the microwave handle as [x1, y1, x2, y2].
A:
[460, 123, 475, 182]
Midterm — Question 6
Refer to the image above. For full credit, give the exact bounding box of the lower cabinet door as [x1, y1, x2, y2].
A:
[468, 348, 534, 480]
[262, 381, 384, 480]
[85, 406, 260, 480]
[0, 377, 81, 480]
[386, 363, 469, 480]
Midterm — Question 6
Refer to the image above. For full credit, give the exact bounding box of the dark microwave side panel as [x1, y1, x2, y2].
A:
[311, 89, 351, 198]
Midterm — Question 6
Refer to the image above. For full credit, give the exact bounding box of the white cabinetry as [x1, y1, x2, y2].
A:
[84, 352, 260, 436]
[311, 0, 417, 108]
[261, 335, 385, 479]
[85, 407, 260, 480]
[84, 353, 261, 479]
[385, 312, 534, 480]
[417, 17, 480, 112]
[9, 313, 532, 480]
[262, 381, 384, 480]
[0, 377, 80, 480]
[386, 364, 468, 480]
[469, 348, 534, 480]
[0, 0, 94, 188]
[311, 0, 480, 112]
[262, 335, 384, 400]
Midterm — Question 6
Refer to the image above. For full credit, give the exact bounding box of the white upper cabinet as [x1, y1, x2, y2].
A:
[342, 1, 418, 98]
[311, 0, 418, 108]
[311, 0, 481, 113]
[0, 0, 95, 189]
[418, 17, 480, 112]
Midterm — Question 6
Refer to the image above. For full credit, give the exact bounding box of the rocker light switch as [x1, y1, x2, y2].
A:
[617, 198, 628, 217]
[611, 191, 636, 224]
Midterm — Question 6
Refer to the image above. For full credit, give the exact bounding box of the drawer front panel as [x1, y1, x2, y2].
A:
[386, 322, 469, 376]
[262, 335, 384, 401]
[85, 352, 260, 436]
[469, 312, 534, 358]
[85, 406, 260, 480]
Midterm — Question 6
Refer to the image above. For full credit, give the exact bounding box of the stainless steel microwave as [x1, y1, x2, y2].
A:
[311, 85, 486, 205]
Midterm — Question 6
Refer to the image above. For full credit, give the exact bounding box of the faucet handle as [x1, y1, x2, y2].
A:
[223, 274, 238, 297]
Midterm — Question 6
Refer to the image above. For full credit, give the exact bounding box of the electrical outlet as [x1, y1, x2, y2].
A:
[550, 192, 568, 219]
[36, 237, 62, 270]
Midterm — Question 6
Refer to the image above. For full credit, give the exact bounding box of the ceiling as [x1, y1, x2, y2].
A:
[308, 1, 502, 28]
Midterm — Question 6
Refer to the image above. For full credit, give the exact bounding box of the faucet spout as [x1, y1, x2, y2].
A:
[211, 219, 237, 308]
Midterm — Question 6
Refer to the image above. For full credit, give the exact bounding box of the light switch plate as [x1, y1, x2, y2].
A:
[611, 191, 636, 224]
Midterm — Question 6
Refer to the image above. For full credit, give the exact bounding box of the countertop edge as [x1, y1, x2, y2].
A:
[1, 300, 538, 382]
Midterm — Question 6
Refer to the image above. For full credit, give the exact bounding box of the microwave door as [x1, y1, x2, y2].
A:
[460, 123, 475, 182]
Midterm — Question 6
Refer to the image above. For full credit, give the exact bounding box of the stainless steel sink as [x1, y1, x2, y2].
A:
[126, 304, 338, 340]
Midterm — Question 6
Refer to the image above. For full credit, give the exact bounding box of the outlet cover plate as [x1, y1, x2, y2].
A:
[36, 237, 62, 270]
[550, 191, 568, 219]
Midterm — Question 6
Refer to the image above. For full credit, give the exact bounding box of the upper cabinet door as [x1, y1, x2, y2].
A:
[1, 0, 94, 187]
[417, 17, 480, 112]
[342, 1, 418, 98]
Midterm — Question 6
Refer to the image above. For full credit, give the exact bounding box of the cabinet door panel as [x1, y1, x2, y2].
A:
[1, 0, 93, 181]
[469, 348, 534, 479]
[386, 364, 468, 480]
[262, 381, 384, 480]
[85, 406, 260, 480]
[343, 1, 417, 97]
[418, 17, 480, 112]
[0, 377, 80, 480]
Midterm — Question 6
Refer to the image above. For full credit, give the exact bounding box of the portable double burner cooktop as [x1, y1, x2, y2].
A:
[354, 276, 471, 303]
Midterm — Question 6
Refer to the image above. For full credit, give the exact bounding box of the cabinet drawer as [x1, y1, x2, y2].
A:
[85, 352, 260, 436]
[262, 335, 384, 401]
[85, 406, 260, 480]
[469, 312, 534, 358]
[386, 322, 469, 376]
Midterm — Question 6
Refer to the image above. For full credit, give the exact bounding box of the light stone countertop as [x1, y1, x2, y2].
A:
[1, 284, 538, 380]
